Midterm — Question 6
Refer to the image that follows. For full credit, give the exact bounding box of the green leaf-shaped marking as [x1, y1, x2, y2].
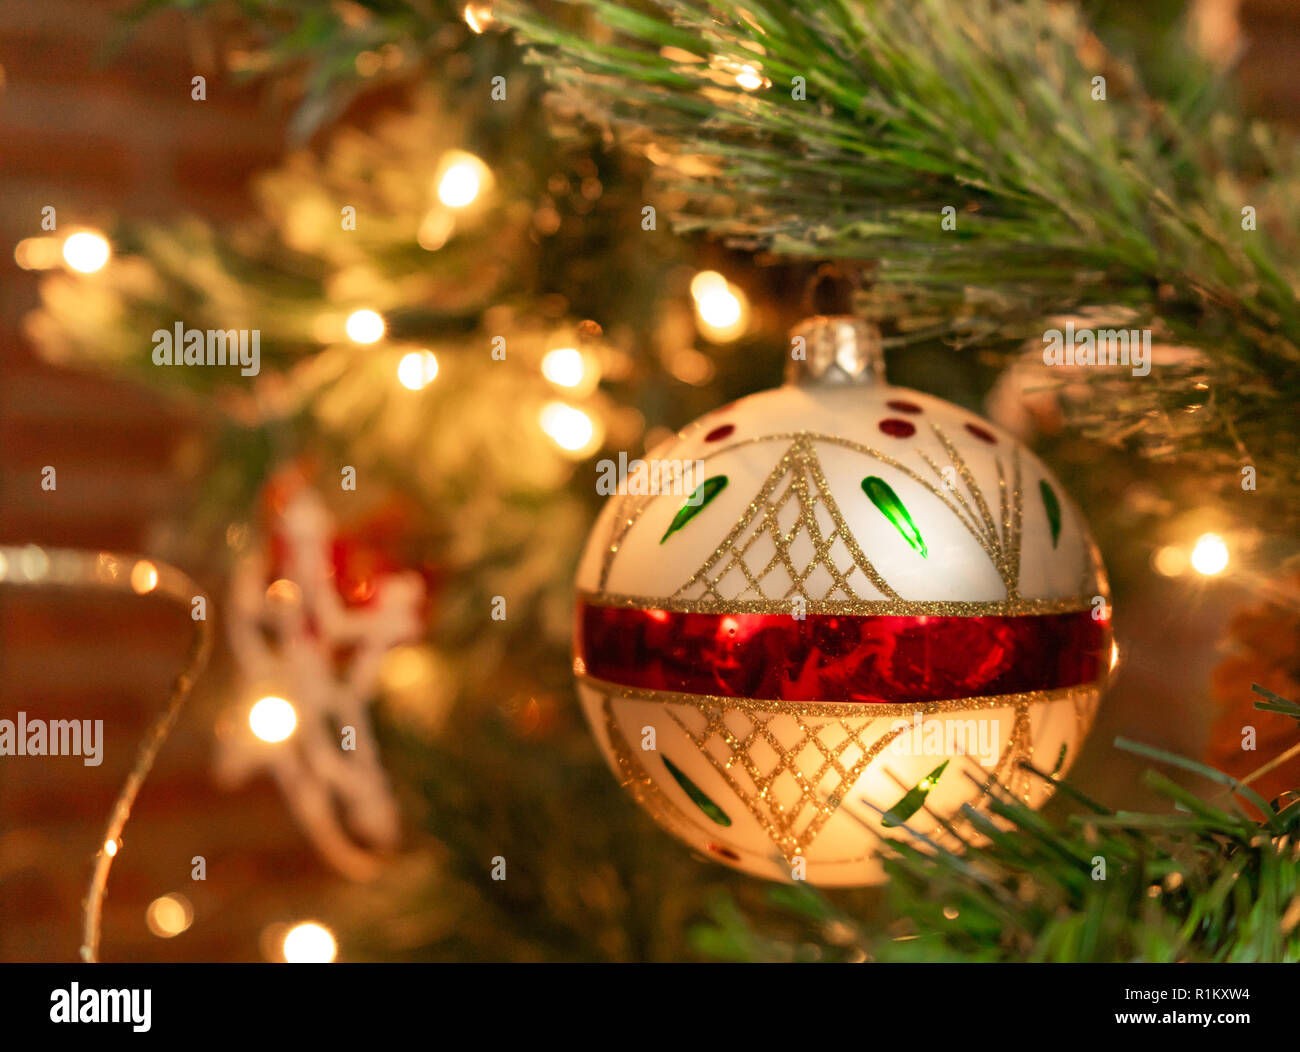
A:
[1039, 479, 1061, 548]
[1052, 742, 1068, 776]
[861, 476, 927, 557]
[662, 755, 732, 827]
[660, 475, 727, 543]
[881, 759, 949, 828]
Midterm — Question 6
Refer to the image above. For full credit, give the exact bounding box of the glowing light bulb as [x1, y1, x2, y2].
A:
[249, 696, 297, 743]
[436, 152, 490, 209]
[463, 2, 494, 33]
[130, 560, 158, 594]
[104, 839, 118, 858]
[62, 231, 111, 273]
[541, 347, 585, 388]
[146, 894, 194, 938]
[345, 309, 385, 344]
[282, 921, 337, 963]
[397, 350, 439, 390]
[539, 401, 595, 453]
[698, 287, 741, 329]
[690, 271, 749, 342]
[1190, 533, 1229, 576]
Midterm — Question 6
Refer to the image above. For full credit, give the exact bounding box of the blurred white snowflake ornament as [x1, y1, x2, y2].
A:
[218, 486, 426, 879]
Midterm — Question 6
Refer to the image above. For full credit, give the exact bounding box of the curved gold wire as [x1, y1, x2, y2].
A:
[0, 545, 212, 963]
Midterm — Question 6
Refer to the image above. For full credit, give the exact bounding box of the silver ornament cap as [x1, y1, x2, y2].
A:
[785, 314, 885, 387]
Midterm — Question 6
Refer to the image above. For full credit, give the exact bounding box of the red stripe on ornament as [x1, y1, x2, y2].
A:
[576, 600, 1108, 704]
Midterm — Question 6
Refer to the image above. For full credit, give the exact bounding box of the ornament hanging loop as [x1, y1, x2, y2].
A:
[786, 315, 885, 387]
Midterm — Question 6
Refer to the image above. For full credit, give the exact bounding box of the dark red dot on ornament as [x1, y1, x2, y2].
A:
[886, 399, 923, 414]
[879, 418, 916, 438]
[706, 842, 740, 862]
[964, 423, 997, 444]
[704, 423, 735, 443]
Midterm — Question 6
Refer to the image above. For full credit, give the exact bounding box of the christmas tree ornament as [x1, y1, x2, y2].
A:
[574, 314, 1112, 885]
[219, 477, 427, 881]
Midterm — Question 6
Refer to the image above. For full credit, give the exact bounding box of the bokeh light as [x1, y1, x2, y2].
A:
[540, 347, 585, 388]
[146, 894, 194, 938]
[249, 696, 297, 743]
[345, 309, 386, 344]
[397, 350, 439, 390]
[690, 270, 749, 342]
[129, 560, 158, 595]
[1190, 533, 1229, 576]
[62, 231, 111, 273]
[539, 401, 597, 455]
[282, 921, 337, 963]
[436, 152, 491, 209]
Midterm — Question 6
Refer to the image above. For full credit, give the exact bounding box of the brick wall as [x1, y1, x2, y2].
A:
[0, 0, 347, 962]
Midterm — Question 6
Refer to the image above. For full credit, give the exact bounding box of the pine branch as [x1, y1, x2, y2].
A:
[503, 1, 1300, 346]
[502, 0, 1300, 519]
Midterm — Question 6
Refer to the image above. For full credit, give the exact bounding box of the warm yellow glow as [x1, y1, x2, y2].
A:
[541, 347, 585, 388]
[697, 286, 741, 328]
[436, 152, 491, 209]
[20, 545, 49, 581]
[690, 270, 749, 342]
[62, 231, 111, 273]
[130, 560, 159, 595]
[265, 578, 301, 606]
[345, 309, 385, 344]
[96, 553, 121, 582]
[14, 236, 63, 270]
[397, 350, 439, 390]
[1110, 640, 1120, 672]
[689, 270, 726, 300]
[380, 644, 436, 694]
[282, 921, 337, 963]
[1190, 532, 1229, 576]
[1151, 544, 1188, 577]
[104, 839, 118, 858]
[463, 2, 494, 33]
[668, 348, 715, 386]
[539, 401, 596, 454]
[417, 209, 455, 251]
[708, 55, 770, 90]
[146, 894, 194, 938]
[250, 696, 297, 743]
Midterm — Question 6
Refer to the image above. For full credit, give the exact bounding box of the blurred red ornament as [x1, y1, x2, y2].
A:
[1206, 569, 1300, 802]
[259, 464, 439, 620]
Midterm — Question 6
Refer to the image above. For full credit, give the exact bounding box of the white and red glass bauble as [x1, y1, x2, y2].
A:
[574, 316, 1111, 885]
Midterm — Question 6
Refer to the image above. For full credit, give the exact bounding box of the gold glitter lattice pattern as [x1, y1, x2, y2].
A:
[665, 698, 907, 862]
[673, 436, 898, 604]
